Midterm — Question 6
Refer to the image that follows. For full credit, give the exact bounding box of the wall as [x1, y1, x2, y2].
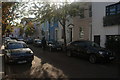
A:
[73, 2, 92, 41]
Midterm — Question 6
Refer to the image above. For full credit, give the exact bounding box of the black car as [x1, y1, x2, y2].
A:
[67, 40, 115, 63]
[33, 39, 42, 47]
[47, 41, 63, 51]
[3, 41, 34, 64]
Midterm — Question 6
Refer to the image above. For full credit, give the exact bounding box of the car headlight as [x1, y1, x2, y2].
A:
[6, 53, 11, 57]
[99, 51, 104, 55]
[30, 51, 33, 54]
[49, 44, 53, 46]
[7, 53, 11, 56]
[28, 51, 33, 54]
[26, 51, 33, 54]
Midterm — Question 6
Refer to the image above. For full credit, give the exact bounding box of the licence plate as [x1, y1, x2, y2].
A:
[109, 57, 114, 60]
[18, 60, 27, 63]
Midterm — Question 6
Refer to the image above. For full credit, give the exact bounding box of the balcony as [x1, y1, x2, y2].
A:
[103, 13, 120, 26]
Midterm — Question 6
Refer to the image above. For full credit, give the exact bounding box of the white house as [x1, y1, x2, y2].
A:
[56, 16, 74, 43]
[56, 2, 92, 43]
[92, 2, 120, 47]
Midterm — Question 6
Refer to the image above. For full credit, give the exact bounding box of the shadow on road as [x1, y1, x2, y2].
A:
[3, 56, 68, 80]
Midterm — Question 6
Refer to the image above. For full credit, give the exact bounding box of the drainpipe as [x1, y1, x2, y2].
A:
[90, 23, 92, 41]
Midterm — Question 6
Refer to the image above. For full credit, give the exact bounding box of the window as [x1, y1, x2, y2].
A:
[106, 35, 120, 41]
[89, 6, 92, 17]
[109, 5, 116, 15]
[80, 8, 84, 18]
[106, 7, 109, 16]
[78, 42, 87, 48]
[117, 4, 120, 13]
[79, 27, 84, 39]
[106, 2, 120, 16]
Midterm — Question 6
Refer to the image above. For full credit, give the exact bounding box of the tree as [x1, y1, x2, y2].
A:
[24, 21, 35, 37]
[8, 2, 81, 48]
[32, 2, 81, 48]
[2, 2, 19, 35]
[16, 23, 24, 36]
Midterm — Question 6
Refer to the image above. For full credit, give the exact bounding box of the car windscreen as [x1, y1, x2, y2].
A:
[86, 41, 101, 48]
[35, 40, 41, 42]
[7, 43, 27, 49]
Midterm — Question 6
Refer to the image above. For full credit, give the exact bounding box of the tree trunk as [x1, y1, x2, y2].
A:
[48, 21, 51, 41]
[63, 18, 67, 51]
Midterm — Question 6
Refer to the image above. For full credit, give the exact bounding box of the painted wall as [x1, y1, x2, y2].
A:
[50, 20, 59, 41]
[73, 2, 92, 41]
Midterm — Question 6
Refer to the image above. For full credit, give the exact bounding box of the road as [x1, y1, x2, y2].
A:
[4, 44, 120, 79]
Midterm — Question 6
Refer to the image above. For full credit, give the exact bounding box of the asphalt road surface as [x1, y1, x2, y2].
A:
[4, 44, 120, 79]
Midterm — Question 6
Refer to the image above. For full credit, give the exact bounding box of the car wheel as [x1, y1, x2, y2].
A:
[67, 50, 72, 57]
[89, 54, 97, 64]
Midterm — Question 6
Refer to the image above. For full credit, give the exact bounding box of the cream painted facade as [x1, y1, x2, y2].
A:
[73, 2, 92, 41]
[92, 2, 120, 47]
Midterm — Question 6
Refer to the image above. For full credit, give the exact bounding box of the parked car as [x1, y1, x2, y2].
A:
[3, 41, 34, 64]
[4, 39, 17, 45]
[17, 37, 24, 41]
[47, 41, 63, 52]
[10, 37, 17, 40]
[67, 40, 115, 63]
[33, 39, 42, 47]
[4, 37, 11, 43]
[24, 37, 33, 44]
[4, 37, 11, 41]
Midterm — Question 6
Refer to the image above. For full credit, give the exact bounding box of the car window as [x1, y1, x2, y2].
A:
[7, 43, 26, 49]
[23, 44, 28, 48]
[85, 41, 101, 48]
[78, 42, 87, 48]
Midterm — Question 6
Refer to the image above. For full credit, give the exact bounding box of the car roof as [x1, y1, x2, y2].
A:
[6, 39, 17, 42]
[5, 37, 11, 38]
[34, 39, 41, 41]
[71, 40, 92, 43]
[8, 41, 26, 44]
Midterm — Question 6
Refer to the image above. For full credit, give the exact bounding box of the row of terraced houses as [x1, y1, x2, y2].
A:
[12, 2, 120, 49]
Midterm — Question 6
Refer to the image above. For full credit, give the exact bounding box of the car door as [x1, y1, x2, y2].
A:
[78, 42, 88, 57]
[70, 42, 79, 55]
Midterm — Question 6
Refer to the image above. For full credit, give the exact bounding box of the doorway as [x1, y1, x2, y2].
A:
[94, 35, 100, 45]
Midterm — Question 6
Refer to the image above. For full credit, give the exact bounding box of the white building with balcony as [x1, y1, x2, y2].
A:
[92, 2, 120, 47]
